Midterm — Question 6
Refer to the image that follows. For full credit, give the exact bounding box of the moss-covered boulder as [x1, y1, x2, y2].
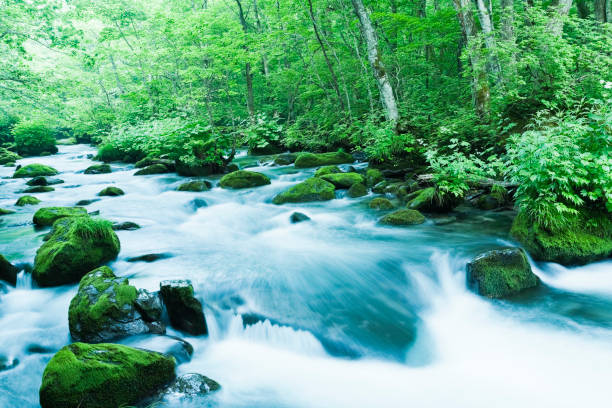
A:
[272, 177, 336, 204]
[314, 165, 341, 177]
[0, 208, 16, 216]
[26, 176, 63, 186]
[347, 183, 367, 198]
[510, 210, 612, 265]
[467, 248, 539, 298]
[365, 168, 384, 187]
[32, 217, 120, 287]
[319, 172, 364, 189]
[98, 186, 124, 196]
[219, 170, 271, 189]
[23, 186, 54, 193]
[177, 180, 211, 192]
[369, 197, 394, 210]
[175, 160, 215, 177]
[406, 187, 461, 213]
[15, 195, 41, 206]
[84, 164, 111, 174]
[294, 150, 353, 168]
[274, 153, 298, 166]
[379, 209, 426, 226]
[69, 267, 164, 342]
[112, 221, 141, 231]
[39, 342, 175, 408]
[475, 186, 508, 210]
[0, 254, 19, 286]
[13, 164, 58, 178]
[160, 280, 207, 335]
[0, 148, 21, 165]
[33, 207, 88, 227]
[134, 164, 170, 176]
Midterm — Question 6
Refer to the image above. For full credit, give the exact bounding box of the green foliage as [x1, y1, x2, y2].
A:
[12, 120, 58, 156]
[242, 114, 283, 152]
[0, 114, 18, 145]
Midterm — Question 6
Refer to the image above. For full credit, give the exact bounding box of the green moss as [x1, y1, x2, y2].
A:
[39, 342, 175, 408]
[219, 170, 271, 189]
[347, 183, 367, 198]
[13, 164, 58, 178]
[134, 164, 169, 175]
[15, 195, 41, 206]
[379, 209, 426, 226]
[23, 186, 54, 193]
[319, 172, 364, 189]
[33, 217, 120, 287]
[369, 198, 394, 210]
[177, 180, 211, 192]
[272, 177, 336, 204]
[510, 210, 612, 265]
[0, 148, 21, 165]
[467, 248, 539, 298]
[84, 164, 111, 174]
[33, 207, 88, 227]
[0, 208, 16, 215]
[406, 187, 461, 213]
[294, 150, 353, 168]
[314, 165, 341, 177]
[365, 168, 384, 187]
[98, 186, 124, 196]
[274, 153, 298, 165]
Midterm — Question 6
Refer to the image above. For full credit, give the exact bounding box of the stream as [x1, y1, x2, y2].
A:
[1, 145, 612, 407]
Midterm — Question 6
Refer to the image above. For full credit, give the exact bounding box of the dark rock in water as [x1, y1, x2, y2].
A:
[134, 163, 171, 176]
[0, 208, 16, 216]
[88, 210, 100, 216]
[0, 355, 19, 372]
[69, 267, 165, 342]
[39, 342, 175, 408]
[177, 180, 211, 192]
[379, 209, 426, 226]
[163, 336, 194, 364]
[347, 183, 368, 198]
[467, 248, 539, 298]
[33, 207, 88, 227]
[294, 150, 353, 168]
[98, 186, 124, 196]
[22, 185, 54, 193]
[135, 157, 175, 170]
[188, 198, 208, 211]
[112, 221, 141, 231]
[369, 197, 394, 210]
[176, 160, 215, 177]
[225, 163, 239, 172]
[26, 344, 55, 354]
[219, 170, 271, 189]
[84, 164, 111, 174]
[249, 144, 283, 155]
[134, 289, 164, 322]
[15, 195, 41, 206]
[163, 373, 220, 397]
[26, 176, 64, 186]
[273, 178, 335, 204]
[0, 254, 19, 286]
[76, 198, 100, 206]
[160, 280, 208, 335]
[127, 253, 173, 263]
[290, 212, 311, 223]
[432, 216, 457, 226]
[33, 217, 120, 287]
[274, 152, 298, 166]
[86, 154, 94, 159]
[0, 281, 9, 294]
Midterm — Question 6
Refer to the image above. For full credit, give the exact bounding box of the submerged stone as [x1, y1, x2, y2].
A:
[160, 280, 207, 336]
[134, 164, 171, 175]
[127, 253, 173, 263]
[23, 186, 54, 193]
[112, 221, 141, 231]
[162, 373, 220, 397]
[13, 164, 58, 178]
[39, 342, 175, 408]
[290, 212, 311, 223]
[26, 176, 64, 186]
[84, 164, 111, 174]
[188, 198, 208, 211]
[76, 198, 100, 206]
[294, 150, 353, 168]
[272, 177, 335, 204]
[379, 209, 426, 226]
[33, 207, 88, 226]
[219, 170, 271, 189]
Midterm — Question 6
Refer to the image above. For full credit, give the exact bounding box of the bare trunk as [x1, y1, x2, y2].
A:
[607, 0, 612, 22]
[595, 0, 607, 22]
[235, 0, 256, 120]
[548, 0, 573, 37]
[474, 0, 503, 84]
[109, 54, 125, 94]
[351, 0, 399, 122]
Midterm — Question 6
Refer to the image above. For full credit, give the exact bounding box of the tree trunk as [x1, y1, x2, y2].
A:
[108, 54, 125, 94]
[351, 0, 399, 122]
[575, 0, 589, 18]
[548, 0, 573, 37]
[595, 0, 607, 22]
[235, 0, 256, 120]
[607, 0, 612, 22]
[474, 0, 503, 84]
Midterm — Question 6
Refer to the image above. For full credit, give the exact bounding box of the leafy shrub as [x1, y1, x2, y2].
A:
[241, 114, 283, 152]
[0, 114, 18, 145]
[12, 120, 58, 156]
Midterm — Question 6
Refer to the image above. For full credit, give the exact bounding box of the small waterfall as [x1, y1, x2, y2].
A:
[15, 271, 33, 290]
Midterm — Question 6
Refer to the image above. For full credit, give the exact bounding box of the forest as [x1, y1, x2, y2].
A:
[0, 0, 611, 407]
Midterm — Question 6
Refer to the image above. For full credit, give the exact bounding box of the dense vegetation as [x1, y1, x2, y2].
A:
[1, 0, 611, 228]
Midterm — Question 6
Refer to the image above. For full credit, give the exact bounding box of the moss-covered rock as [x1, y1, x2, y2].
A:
[219, 170, 271, 189]
[379, 209, 426, 226]
[319, 172, 364, 189]
[0, 254, 19, 286]
[365, 168, 384, 187]
[160, 280, 207, 335]
[406, 187, 462, 213]
[510, 210, 612, 265]
[475, 186, 508, 210]
[84, 164, 111, 174]
[15, 195, 41, 206]
[112, 221, 141, 231]
[23, 186, 54, 193]
[0, 208, 16, 216]
[135, 157, 175, 170]
[314, 165, 341, 177]
[134, 163, 171, 176]
[467, 248, 539, 298]
[0, 148, 21, 165]
[32, 217, 120, 287]
[69, 267, 164, 342]
[175, 160, 215, 177]
[294, 150, 353, 168]
[369, 197, 394, 210]
[75, 199, 100, 206]
[26, 176, 63, 186]
[39, 342, 175, 408]
[347, 183, 367, 198]
[98, 186, 124, 196]
[272, 177, 336, 204]
[33, 207, 88, 227]
[274, 152, 298, 165]
[372, 180, 389, 194]
[13, 164, 58, 178]
[177, 180, 211, 192]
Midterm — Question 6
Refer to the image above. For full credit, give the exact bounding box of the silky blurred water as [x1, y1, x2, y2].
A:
[1, 145, 611, 407]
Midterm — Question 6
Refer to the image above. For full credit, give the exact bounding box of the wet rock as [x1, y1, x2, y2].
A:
[98, 186, 124, 196]
[127, 253, 173, 263]
[33, 217, 120, 287]
[379, 209, 426, 226]
[369, 198, 394, 210]
[219, 170, 271, 189]
[22, 185, 54, 193]
[112, 221, 141, 231]
[290, 212, 311, 223]
[347, 183, 368, 198]
[175, 160, 215, 177]
[406, 187, 462, 213]
[314, 165, 341, 177]
[188, 198, 208, 211]
[0, 254, 19, 286]
[135, 157, 175, 170]
[76, 198, 100, 206]
[432, 216, 457, 226]
[274, 152, 298, 165]
[467, 248, 539, 298]
[0, 208, 16, 216]
[134, 164, 171, 175]
[0, 355, 19, 372]
[33, 207, 88, 227]
[225, 163, 240, 172]
[88, 210, 100, 216]
[177, 180, 211, 192]
[294, 150, 353, 168]
[15, 195, 41, 206]
[371, 180, 388, 194]
[69, 267, 164, 342]
[273, 177, 335, 204]
[12, 164, 58, 178]
[26, 344, 55, 354]
[26, 176, 64, 186]
[134, 289, 164, 322]
[84, 164, 111, 174]
[164, 337, 194, 364]
[160, 280, 208, 335]
[39, 342, 175, 408]
[365, 168, 384, 187]
[0, 148, 21, 165]
[162, 373, 220, 397]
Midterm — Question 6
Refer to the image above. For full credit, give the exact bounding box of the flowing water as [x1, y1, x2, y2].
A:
[1, 145, 611, 407]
